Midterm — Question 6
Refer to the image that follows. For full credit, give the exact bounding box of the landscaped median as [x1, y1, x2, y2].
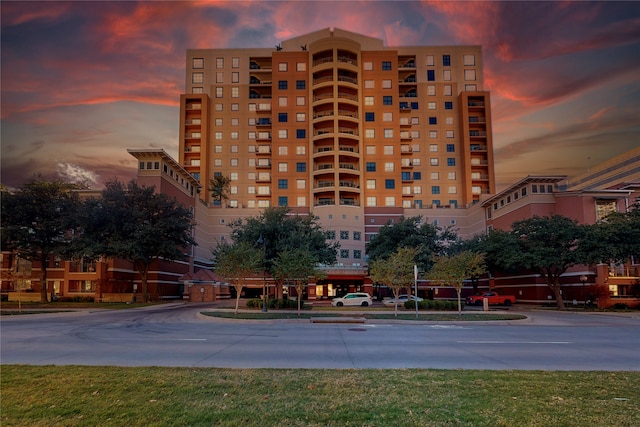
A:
[199, 310, 527, 321]
[1, 366, 638, 426]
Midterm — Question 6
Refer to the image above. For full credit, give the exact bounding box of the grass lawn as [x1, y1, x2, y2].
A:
[1, 366, 638, 426]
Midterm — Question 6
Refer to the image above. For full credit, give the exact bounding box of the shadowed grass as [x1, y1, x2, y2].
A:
[1, 366, 638, 426]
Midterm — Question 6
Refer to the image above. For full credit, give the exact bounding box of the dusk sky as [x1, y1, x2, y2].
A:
[2, 1, 639, 191]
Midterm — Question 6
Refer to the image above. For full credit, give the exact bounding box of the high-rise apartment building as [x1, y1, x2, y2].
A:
[178, 28, 495, 296]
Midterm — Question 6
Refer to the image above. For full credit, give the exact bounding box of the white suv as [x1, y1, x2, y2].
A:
[331, 292, 373, 307]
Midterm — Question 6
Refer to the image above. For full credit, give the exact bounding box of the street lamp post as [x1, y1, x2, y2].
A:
[580, 275, 588, 309]
[257, 234, 268, 313]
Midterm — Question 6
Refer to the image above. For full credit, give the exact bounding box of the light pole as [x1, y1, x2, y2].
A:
[580, 275, 588, 309]
[257, 234, 268, 312]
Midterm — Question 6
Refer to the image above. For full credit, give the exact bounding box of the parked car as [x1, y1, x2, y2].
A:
[465, 292, 516, 306]
[331, 292, 373, 307]
[383, 294, 423, 307]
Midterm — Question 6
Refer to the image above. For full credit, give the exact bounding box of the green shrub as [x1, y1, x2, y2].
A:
[405, 299, 457, 310]
[56, 296, 94, 303]
[246, 298, 300, 309]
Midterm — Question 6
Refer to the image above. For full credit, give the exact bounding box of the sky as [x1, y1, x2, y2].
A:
[2, 1, 639, 191]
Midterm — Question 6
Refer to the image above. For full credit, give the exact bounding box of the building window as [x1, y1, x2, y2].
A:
[340, 249, 350, 259]
[385, 197, 395, 207]
[448, 186, 457, 194]
[383, 96, 393, 105]
[384, 145, 394, 155]
[382, 79, 392, 89]
[432, 186, 441, 194]
[366, 197, 377, 207]
[384, 129, 393, 138]
[365, 112, 375, 122]
[278, 129, 288, 139]
[278, 80, 288, 89]
[296, 112, 306, 122]
[340, 230, 349, 240]
[279, 96, 288, 107]
[192, 72, 203, 84]
[297, 179, 306, 189]
[384, 162, 394, 172]
[278, 113, 288, 122]
[427, 85, 436, 96]
[278, 62, 288, 72]
[382, 61, 392, 70]
[354, 250, 362, 259]
[442, 55, 451, 66]
[444, 85, 452, 96]
[366, 162, 376, 172]
[383, 112, 393, 122]
[216, 57, 224, 69]
[366, 179, 376, 189]
[365, 129, 375, 138]
[464, 69, 476, 81]
[364, 96, 374, 106]
[296, 129, 306, 138]
[427, 70, 435, 81]
[413, 172, 422, 180]
[446, 144, 455, 152]
[443, 70, 451, 81]
[278, 163, 288, 172]
[430, 158, 439, 166]
[278, 196, 288, 207]
[426, 55, 434, 66]
[296, 162, 306, 172]
[445, 101, 453, 110]
[364, 61, 373, 70]
[278, 179, 288, 189]
[429, 117, 437, 125]
[278, 146, 288, 156]
[446, 130, 454, 138]
[385, 179, 395, 189]
[296, 80, 306, 89]
[447, 158, 456, 166]
[192, 58, 204, 69]
[464, 54, 475, 66]
[364, 80, 375, 89]
[327, 230, 336, 240]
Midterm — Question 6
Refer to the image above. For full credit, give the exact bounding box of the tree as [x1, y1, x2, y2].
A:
[497, 215, 585, 310]
[213, 242, 263, 313]
[209, 175, 231, 205]
[273, 248, 325, 315]
[366, 216, 458, 274]
[228, 207, 338, 299]
[1, 177, 81, 302]
[427, 251, 486, 314]
[79, 179, 196, 302]
[369, 247, 416, 317]
[581, 200, 640, 266]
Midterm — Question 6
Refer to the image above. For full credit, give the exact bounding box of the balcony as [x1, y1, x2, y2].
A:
[339, 181, 359, 189]
[468, 101, 486, 108]
[256, 146, 271, 155]
[338, 163, 358, 171]
[256, 160, 271, 169]
[338, 127, 358, 136]
[469, 131, 487, 138]
[256, 118, 272, 127]
[256, 132, 272, 141]
[470, 145, 488, 151]
[316, 181, 335, 189]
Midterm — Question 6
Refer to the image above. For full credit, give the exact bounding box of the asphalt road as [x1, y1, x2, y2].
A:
[1, 303, 638, 370]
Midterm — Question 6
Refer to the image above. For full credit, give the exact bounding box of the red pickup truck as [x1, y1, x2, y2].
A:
[466, 292, 516, 306]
